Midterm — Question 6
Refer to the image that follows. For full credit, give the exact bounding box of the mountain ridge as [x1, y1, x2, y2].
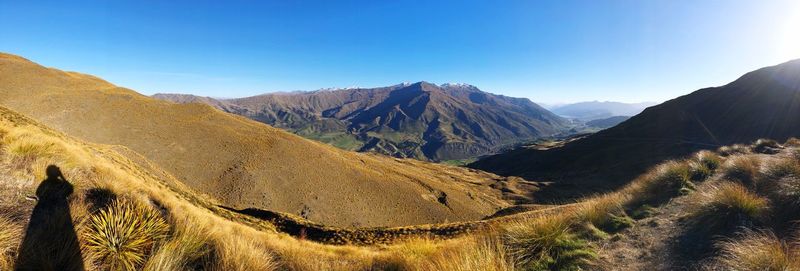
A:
[0, 52, 537, 227]
[154, 81, 571, 161]
[471, 58, 800, 201]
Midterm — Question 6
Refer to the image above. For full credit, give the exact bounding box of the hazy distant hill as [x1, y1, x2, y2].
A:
[550, 101, 656, 121]
[472, 59, 800, 201]
[155, 82, 570, 161]
[585, 116, 630, 129]
[0, 52, 538, 227]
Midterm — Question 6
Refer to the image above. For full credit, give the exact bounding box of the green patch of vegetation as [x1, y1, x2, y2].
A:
[441, 158, 478, 166]
[503, 216, 597, 271]
[629, 204, 656, 219]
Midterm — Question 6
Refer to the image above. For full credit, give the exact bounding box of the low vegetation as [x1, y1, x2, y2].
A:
[1, 104, 800, 270]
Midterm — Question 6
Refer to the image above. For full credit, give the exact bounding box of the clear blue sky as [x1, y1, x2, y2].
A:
[1, 1, 799, 103]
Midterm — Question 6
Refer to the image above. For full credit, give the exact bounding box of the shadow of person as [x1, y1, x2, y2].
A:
[15, 165, 85, 271]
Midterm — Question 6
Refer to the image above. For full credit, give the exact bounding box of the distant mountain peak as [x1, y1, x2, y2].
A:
[155, 82, 569, 161]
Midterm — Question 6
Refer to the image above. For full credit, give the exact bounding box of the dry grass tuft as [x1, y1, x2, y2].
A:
[143, 219, 212, 271]
[718, 144, 751, 156]
[721, 155, 762, 187]
[417, 235, 513, 271]
[502, 215, 596, 270]
[84, 199, 170, 271]
[785, 138, 800, 147]
[0, 216, 22, 270]
[579, 195, 633, 233]
[690, 151, 723, 181]
[690, 182, 769, 230]
[628, 161, 695, 206]
[714, 230, 800, 271]
[209, 234, 278, 271]
[752, 139, 782, 154]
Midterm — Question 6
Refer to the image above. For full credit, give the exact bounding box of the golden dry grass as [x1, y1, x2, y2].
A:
[0, 216, 22, 270]
[721, 155, 762, 186]
[3, 90, 800, 270]
[690, 182, 769, 229]
[714, 230, 800, 271]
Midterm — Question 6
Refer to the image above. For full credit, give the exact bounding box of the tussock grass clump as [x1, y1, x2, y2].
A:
[502, 215, 596, 270]
[84, 199, 170, 271]
[0, 216, 22, 270]
[628, 161, 695, 206]
[714, 230, 800, 271]
[417, 235, 513, 271]
[718, 144, 751, 156]
[209, 235, 278, 271]
[690, 183, 769, 230]
[785, 138, 800, 147]
[143, 220, 212, 271]
[752, 139, 782, 154]
[579, 196, 633, 233]
[763, 158, 800, 181]
[721, 155, 762, 186]
[690, 151, 722, 181]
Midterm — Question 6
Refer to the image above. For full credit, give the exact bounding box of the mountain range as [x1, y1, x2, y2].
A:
[154, 82, 571, 161]
[0, 53, 540, 227]
[471, 59, 800, 201]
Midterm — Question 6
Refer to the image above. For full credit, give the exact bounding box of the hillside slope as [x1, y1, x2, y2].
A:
[0, 52, 535, 227]
[471, 59, 800, 201]
[155, 82, 570, 161]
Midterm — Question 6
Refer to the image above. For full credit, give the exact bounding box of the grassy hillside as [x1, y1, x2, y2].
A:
[0, 52, 538, 227]
[2, 102, 798, 270]
[154, 82, 570, 162]
[472, 59, 800, 202]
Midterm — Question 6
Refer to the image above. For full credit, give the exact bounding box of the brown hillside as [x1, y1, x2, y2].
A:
[0, 52, 536, 227]
[154, 82, 569, 161]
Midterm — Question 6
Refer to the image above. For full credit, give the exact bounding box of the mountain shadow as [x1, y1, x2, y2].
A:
[16, 165, 84, 271]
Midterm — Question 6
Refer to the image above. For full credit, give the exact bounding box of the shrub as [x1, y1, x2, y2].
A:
[502, 215, 596, 270]
[714, 230, 799, 271]
[721, 155, 762, 186]
[690, 183, 769, 230]
[752, 139, 781, 154]
[84, 199, 170, 271]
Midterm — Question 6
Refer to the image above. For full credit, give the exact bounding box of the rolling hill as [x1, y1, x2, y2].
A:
[471, 59, 800, 201]
[154, 82, 570, 161]
[0, 52, 538, 227]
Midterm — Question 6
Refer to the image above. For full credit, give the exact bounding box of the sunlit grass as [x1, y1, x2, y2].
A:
[84, 199, 170, 271]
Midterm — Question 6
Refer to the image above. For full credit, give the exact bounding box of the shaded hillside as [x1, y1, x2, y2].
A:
[471, 59, 800, 201]
[0, 52, 537, 227]
[155, 82, 570, 161]
[550, 101, 655, 121]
